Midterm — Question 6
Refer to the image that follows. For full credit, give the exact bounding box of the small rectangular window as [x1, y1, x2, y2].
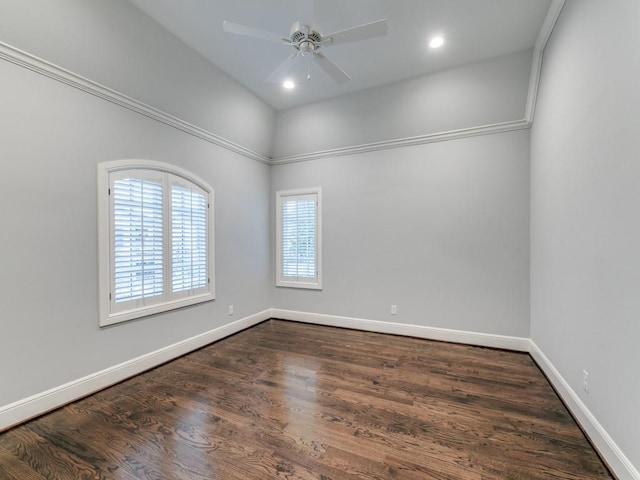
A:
[276, 188, 322, 289]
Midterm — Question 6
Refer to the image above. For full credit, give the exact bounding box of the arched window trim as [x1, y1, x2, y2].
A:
[98, 159, 215, 327]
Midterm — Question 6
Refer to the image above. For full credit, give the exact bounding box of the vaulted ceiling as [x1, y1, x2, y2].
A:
[128, 0, 553, 110]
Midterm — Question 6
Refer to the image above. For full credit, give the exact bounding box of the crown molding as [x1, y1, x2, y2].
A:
[0, 41, 271, 165]
[0, 0, 565, 166]
[269, 119, 531, 165]
[525, 0, 566, 122]
[272, 0, 566, 166]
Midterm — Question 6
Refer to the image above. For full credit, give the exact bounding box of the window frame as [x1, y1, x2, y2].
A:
[276, 187, 322, 290]
[98, 159, 215, 327]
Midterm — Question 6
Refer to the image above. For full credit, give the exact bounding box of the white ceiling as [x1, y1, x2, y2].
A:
[128, 0, 552, 111]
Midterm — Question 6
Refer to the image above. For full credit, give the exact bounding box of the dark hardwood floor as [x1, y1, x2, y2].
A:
[0, 320, 612, 479]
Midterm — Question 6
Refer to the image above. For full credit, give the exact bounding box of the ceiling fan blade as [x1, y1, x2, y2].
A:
[297, 0, 314, 28]
[323, 19, 388, 46]
[223, 21, 290, 44]
[313, 53, 350, 84]
[266, 52, 301, 83]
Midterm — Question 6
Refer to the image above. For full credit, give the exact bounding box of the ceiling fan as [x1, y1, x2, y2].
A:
[222, 0, 387, 85]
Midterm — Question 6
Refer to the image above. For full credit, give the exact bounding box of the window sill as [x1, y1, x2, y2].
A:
[100, 292, 215, 327]
[276, 281, 322, 290]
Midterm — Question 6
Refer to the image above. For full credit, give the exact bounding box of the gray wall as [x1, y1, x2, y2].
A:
[0, 0, 275, 156]
[531, 0, 640, 471]
[2, 2, 636, 474]
[0, 1, 534, 411]
[271, 129, 531, 337]
[0, 4, 271, 406]
[273, 49, 533, 158]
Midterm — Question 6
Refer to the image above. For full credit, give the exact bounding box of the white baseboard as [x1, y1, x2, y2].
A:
[273, 309, 637, 479]
[529, 341, 639, 480]
[0, 309, 270, 432]
[2, 309, 636, 480]
[270, 309, 530, 352]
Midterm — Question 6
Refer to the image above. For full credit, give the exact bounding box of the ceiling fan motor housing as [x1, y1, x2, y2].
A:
[290, 21, 322, 53]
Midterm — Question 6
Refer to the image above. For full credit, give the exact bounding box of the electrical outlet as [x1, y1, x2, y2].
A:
[228, 305, 234, 316]
[390, 304, 397, 315]
[583, 370, 589, 393]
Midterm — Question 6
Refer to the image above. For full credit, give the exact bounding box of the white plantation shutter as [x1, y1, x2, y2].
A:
[281, 197, 316, 278]
[99, 161, 215, 326]
[111, 172, 165, 309]
[171, 178, 208, 295]
[276, 189, 322, 289]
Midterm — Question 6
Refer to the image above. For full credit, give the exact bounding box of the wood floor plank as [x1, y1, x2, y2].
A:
[0, 443, 50, 480]
[0, 320, 613, 479]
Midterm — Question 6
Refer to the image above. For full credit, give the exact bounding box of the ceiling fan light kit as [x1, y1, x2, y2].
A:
[222, 0, 387, 86]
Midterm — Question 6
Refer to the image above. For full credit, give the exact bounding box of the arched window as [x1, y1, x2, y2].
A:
[98, 160, 214, 326]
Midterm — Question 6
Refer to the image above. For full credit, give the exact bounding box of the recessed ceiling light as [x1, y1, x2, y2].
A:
[429, 36, 445, 49]
[283, 80, 295, 89]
